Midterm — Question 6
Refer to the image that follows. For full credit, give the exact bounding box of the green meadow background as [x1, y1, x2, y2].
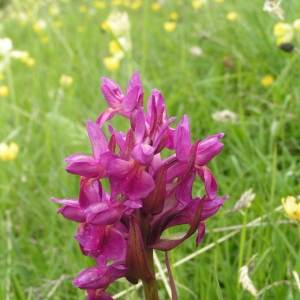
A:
[1, 0, 300, 299]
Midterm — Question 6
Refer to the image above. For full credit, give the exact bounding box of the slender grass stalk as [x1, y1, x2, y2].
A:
[213, 268, 224, 300]
[5, 210, 12, 300]
[237, 209, 248, 297]
[141, 0, 149, 75]
[6, 64, 17, 124]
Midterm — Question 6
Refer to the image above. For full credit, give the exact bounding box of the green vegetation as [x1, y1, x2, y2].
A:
[1, 0, 300, 299]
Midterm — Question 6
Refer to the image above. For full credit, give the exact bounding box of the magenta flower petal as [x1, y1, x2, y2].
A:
[79, 178, 101, 210]
[51, 198, 86, 222]
[196, 221, 206, 246]
[57, 205, 86, 222]
[201, 195, 228, 220]
[153, 116, 176, 149]
[101, 78, 123, 108]
[75, 224, 126, 261]
[107, 124, 126, 152]
[134, 107, 146, 143]
[95, 108, 116, 128]
[147, 89, 167, 124]
[87, 289, 114, 300]
[124, 199, 143, 208]
[176, 172, 195, 205]
[131, 143, 155, 166]
[122, 85, 140, 114]
[107, 158, 133, 177]
[73, 266, 110, 289]
[174, 115, 192, 161]
[85, 203, 122, 226]
[121, 165, 155, 199]
[197, 166, 218, 199]
[195, 133, 224, 166]
[86, 121, 108, 160]
[126, 70, 142, 93]
[166, 161, 188, 183]
[65, 154, 101, 178]
[73, 265, 127, 290]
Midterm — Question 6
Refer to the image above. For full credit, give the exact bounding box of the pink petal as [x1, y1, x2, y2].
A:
[86, 121, 108, 160]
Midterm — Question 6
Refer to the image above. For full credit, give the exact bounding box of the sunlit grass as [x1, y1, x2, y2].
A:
[1, 0, 300, 299]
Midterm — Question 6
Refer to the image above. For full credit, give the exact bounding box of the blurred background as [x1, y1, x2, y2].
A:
[1, 0, 300, 299]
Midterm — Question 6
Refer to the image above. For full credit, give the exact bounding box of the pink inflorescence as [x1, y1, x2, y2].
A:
[52, 71, 228, 300]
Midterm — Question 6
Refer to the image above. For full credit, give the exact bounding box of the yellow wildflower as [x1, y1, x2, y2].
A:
[79, 5, 87, 13]
[226, 12, 238, 21]
[131, 1, 141, 9]
[77, 25, 85, 32]
[214, 0, 224, 2]
[163, 21, 176, 32]
[103, 56, 120, 71]
[170, 12, 179, 20]
[48, 5, 60, 15]
[24, 57, 36, 67]
[93, 1, 106, 8]
[273, 22, 293, 36]
[192, 0, 206, 9]
[54, 20, 63, 28]
[0, 142, 19, 161]
[109, 40, 122, 55]
[0, 85, 9, 97]
[40, 36, 49, 44]
[260, 75, 274, 87]
[276, 36, 293, 45]
[293, 19, 300, 31]
[151, 2, 161, 10]
[112, 0, 122, 6]
[59, 74, 73, 87]
[101, 20, 110, 31]
[273, 22, 294, 44]
[281, 196, 300, 222]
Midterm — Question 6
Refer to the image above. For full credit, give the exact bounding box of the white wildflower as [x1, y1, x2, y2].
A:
[0, 38, 13, 56]
[263, 0, 284, 20]
[227, 189, 255, 214]
[189, 46, 203, 57]
[33, 19, 47, 32]
[239, 265, 258, 297]
[10, 50, 29, 60]
[106, 12, 131, 37]
[212, 109, 238, 123]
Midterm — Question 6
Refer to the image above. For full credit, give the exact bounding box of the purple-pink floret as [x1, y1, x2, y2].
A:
[51, 71, 228, 299]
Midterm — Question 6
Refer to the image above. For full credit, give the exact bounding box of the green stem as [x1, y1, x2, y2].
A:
[142, 277, 159, 300]
[142, 248, 159, 300]
[140, 213, 159, 300]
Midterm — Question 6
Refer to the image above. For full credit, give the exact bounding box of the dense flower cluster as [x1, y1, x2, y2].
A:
[52, 71, 228, 300]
